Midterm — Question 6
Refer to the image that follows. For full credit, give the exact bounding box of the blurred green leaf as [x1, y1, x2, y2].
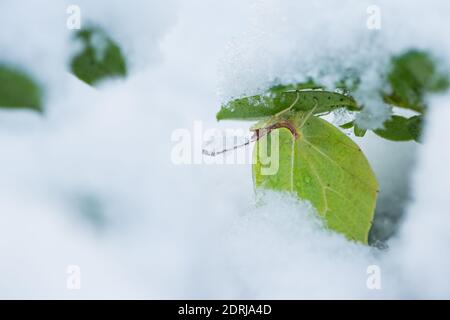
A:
[340, 121, 355, 129]
[0, 65, 42, 112]
[407, 115, 423, 142]
[354, 124, 367, 137]
[70, 27, 127, 85]
[384, 50, 449, 112]
[374, 115, 416, 141]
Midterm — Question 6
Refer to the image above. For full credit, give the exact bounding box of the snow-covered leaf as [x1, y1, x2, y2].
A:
[217, 88, 358, 121]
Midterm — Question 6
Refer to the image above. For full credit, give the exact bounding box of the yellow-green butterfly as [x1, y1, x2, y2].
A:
[215, 89, 378, 243]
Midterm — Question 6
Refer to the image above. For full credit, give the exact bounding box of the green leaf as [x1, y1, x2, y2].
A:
[70, 27, 127, 85]
[253, 113, 378, 243]
[339, 121, 354, 129]
[0, 65, 43, 112]
[217, 88, 359, 121]
[354, 124, 367, 137]
[384, 50, 449, 112]
[373, 115, 416, 141]
[406, 115, 423, 142]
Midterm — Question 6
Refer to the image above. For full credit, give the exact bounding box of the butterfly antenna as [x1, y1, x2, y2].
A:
[202, 133, 257, 157]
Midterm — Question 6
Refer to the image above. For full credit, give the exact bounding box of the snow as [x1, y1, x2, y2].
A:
[387, 93, 450, 298]
[0, 0, 449, 298]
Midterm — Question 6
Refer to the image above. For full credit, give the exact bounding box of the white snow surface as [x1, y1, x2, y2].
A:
[0, 0, 449, 298]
